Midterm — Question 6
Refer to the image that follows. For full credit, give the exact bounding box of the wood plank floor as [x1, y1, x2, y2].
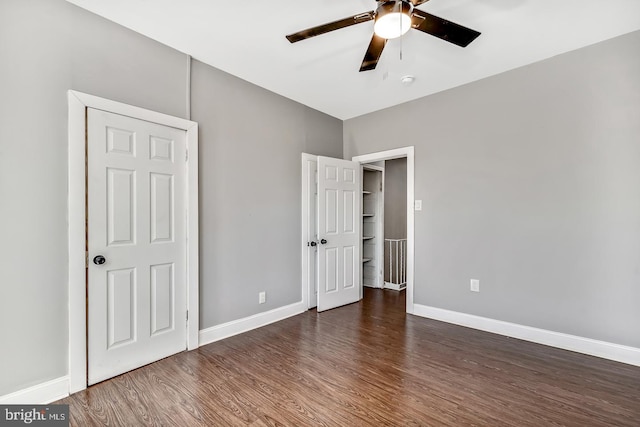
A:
[58, 289, 640, 426]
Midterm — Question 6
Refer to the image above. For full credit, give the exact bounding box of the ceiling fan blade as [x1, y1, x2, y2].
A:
[411, 10, 480, 47]
[410, 0, 431, 5]
[286, 11, 374, 43]
[359, 34, 387, 72]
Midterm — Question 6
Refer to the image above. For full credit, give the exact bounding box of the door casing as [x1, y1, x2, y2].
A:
[301, 154, 318, 309]
[68, 90, 199, 393]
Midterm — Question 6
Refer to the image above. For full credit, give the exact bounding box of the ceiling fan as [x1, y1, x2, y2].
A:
[286, 0, 481, 72]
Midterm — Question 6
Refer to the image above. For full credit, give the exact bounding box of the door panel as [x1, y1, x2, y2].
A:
[324, 247, 338, 293]
[107, 268, 136, 348]
[88, 109, 187, 385]
[317, 156, 361, 312]
[150, 173, 174, 243]
[325, 189, 338, 234]
[343, 246, 356, 288]
[343, 190, 355, 232]
[107, 168, 136, 245]
[150, 262, 174, 335]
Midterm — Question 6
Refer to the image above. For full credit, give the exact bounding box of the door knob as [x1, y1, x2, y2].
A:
[309, 241, 317, 247]
[320, 239, 327, 245]
[93, 255, 106, 265]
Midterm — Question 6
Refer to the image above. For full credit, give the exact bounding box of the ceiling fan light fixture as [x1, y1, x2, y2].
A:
[374, 1, 413, 40]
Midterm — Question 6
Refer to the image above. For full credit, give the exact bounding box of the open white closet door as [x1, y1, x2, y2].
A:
[316, 156, 361, 312]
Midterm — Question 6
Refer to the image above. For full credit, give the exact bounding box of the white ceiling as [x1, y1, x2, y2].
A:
[65, 0, 640, 120]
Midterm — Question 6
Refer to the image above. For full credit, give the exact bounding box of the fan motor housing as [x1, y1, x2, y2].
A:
[376, 1, 414, 17]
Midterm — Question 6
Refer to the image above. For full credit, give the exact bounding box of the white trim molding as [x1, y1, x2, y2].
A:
[199, 302, 307, 346]
[352, 146, 415, 314]
[0, 377, 69, 405]
[413, 304, 640, 367]
[67, 90, 199, 394]
[301, 153, 317, 310]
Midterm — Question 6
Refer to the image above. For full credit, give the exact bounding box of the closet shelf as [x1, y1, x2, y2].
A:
[362, 167, 383, 287]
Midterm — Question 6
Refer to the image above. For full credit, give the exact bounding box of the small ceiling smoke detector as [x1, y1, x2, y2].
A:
[401, 75, 415, 85]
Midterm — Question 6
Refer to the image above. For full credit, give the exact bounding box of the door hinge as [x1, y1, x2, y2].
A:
[185, 150, 189, 162]
[85, 251, 89, 268]
[186, 310, 189, 321]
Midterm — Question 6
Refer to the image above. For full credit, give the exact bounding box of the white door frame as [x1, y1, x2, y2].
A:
[67, 90, 199, 393]
[352, 147, 415, 314]
[301, 153, 317, 309]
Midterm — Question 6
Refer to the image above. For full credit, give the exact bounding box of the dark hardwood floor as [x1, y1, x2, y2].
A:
[58, 289, 640, 426]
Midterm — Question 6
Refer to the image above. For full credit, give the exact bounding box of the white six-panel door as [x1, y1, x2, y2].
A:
[87, 109, 187, 385]
[317, 156, 361, 312]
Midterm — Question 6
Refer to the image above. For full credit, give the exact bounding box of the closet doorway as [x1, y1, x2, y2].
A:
[353, 147, 415, 314]
[361, 159, 408, 293]
[301, 147, 415, 313]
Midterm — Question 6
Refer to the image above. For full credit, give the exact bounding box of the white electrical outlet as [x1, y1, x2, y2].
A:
[259, 291, 266, 304]
[470, 279, 480, 292]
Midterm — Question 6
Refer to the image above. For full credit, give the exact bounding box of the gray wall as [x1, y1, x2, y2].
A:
[191, 61, 342, 328]
[0, 0, 188, 397]
[345, 30, 640, 348]
[384, 158, 407, 240]
[0, 0, 70, 397]
[0, 0, 341, 397]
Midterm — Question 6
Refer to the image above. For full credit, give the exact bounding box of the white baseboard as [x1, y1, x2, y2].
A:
[383, 282, 406, 291]
[0, 303, 307, 405]
[199, 301, 307, 346]
[413, 304, 640, 367]
[0, 377, 69, 405]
